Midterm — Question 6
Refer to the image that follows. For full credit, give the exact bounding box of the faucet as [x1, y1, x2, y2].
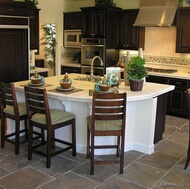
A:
[90, 56, 103, 81]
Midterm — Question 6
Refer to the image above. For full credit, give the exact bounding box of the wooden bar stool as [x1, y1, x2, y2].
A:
[87, 92, 127, 175]
[184, 89, 190, 169]
[24, 86, 76, 168]
[0, 82, 42, 155]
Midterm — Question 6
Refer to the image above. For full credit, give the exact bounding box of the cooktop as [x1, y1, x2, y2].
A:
[146, 67, 178, 74]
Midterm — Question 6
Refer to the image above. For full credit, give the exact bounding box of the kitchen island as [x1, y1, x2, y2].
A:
[13, 74, 175, 155]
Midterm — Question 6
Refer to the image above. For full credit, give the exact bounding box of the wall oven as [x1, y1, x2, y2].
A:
[64, 30, 81, 48]
[81, 38, 105, 76]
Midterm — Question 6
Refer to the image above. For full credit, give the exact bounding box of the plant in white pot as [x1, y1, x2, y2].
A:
[126, 56, 148, 91]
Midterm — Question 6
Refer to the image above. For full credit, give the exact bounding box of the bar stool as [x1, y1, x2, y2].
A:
[87, 92, 127, 175]
[24, 86, 76, 168]
[184, 89, 190, 169]
[0, 82, 43, 155]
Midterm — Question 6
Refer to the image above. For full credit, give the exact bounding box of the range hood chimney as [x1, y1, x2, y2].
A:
[134, 0, 181, 27]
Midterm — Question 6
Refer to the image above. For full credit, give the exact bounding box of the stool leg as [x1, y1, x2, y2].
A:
[86, 125, 90, 158]
[90, 134, 94, 175]
[24, 119, 28, 141]
[72, 119, 76, 156]
[46, 128, 52, 168]
[15, 120, 20, 155]
[1, 116, 6, 149]
[28, 124, 33, 160]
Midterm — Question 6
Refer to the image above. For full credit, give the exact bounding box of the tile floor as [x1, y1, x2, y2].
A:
[0, 115, 190, 189]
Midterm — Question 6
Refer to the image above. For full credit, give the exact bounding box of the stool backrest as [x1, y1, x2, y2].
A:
[92, 92, 126, 131]
[24, 86, 51, 123]
[0, 82, 19, 118]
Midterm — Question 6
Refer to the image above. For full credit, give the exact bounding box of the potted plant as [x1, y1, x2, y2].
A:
[95, 0, 116, 7]
[40, 23, 56, 76]
[126, 56, 148, 91]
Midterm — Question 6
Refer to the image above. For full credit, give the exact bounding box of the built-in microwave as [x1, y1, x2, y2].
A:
[64, 30, 81, 48]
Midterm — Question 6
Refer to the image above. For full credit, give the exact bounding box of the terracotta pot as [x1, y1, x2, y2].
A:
[129, 79, 144, 91]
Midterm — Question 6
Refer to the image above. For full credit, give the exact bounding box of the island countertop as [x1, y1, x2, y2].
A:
[13, 74, 175, 155]
[14, 73, 175, 103]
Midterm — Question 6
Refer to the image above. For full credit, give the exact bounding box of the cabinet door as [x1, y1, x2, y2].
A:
[116, 9, 145, 50]
[81, 9, 105, 38]
[176, 8, 190, 53]
[29, 9, 39, 50]
[81, 9, 93, 37]
[93, 9, 105, 37]
[0, 29, 29, 83]
[167, 88, 187, 116]
[64, 12, 81, 30]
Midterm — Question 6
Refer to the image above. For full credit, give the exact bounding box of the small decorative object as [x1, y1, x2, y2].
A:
[60, 73, 72, 89]
[99, 85, 111, 91]
[127, 56, 148, 91]
[106, 67, 121, 87]
[186, 0, 190, 4]
[95, 0, 116, 7]
[30, 71, 43, 85]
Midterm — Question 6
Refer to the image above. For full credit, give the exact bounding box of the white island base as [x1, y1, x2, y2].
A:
[12, 74, 174, 155]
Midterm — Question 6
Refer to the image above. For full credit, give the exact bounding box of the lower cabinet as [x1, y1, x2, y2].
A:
[61, 66, 81, 74]
[147, 75, 189, 118]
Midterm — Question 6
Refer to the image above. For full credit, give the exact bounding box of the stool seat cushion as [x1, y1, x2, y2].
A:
[4, 103, 27, 116]
[87, 116, 122, 131]
[31, 109, 75, 125]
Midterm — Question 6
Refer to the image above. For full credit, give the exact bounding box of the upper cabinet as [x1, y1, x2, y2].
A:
[176, 7, 190, 53]
[0, 1, 40, 50]
[115, 9, 145, 50]
[29, 9, 40, 50]
[64, 12, 81, 30]
[81, 6, 121, 48]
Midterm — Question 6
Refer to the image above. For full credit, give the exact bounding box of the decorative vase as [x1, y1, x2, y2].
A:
[129, 79, 144, 91]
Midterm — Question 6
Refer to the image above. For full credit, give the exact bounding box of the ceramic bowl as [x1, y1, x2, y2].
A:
[60, 79, 72, 89]
[99, 85, 110, 91]
[31, 76, 42, 84]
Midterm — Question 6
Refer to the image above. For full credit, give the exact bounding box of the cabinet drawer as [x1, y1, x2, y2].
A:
[61, 66, 81, 74]
[170, 79, 188, 88]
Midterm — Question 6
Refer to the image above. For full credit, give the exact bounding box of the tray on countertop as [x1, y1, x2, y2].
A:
[48, 87, 83, 95]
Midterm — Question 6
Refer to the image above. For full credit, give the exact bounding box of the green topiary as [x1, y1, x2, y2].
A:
[127, 56, 148, 80]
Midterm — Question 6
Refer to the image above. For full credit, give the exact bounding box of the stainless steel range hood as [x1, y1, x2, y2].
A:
[134, 0, 181, 27]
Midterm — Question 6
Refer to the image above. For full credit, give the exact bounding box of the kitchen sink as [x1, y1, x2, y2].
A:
[74, 75, 103, 83]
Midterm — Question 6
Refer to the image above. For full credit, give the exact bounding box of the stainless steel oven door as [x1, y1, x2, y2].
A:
[81, 65, 104, 76]
[81, 45, 105, 66]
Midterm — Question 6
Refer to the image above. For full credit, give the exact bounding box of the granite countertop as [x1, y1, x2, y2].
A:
[30, 67, 49, 73]
[14, 73, 174, 103]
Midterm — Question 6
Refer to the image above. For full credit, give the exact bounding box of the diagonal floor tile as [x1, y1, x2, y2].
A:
[0, 151, 40, 172]
[155, 140, 187, 158]
[118, 161, 166, 189]
[137, 151, 180, 171]
[97, 176, 147, 189]
[161, 165, 190, 188]
[31, 155, 81, 178]
[0, 167, 52, 189]
[39, 171, 99, 189]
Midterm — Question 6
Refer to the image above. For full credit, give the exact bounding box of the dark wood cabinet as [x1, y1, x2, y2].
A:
[81, 6, 121, 47]
[176, 7, 190, 53]
[167, 78, 188, 117]
[147, 75, 189, 118]
[0, 1, 40, 50]
[29, 9, 40, 50]
[61, 66, 81, 74]
[0, 28, 29, 82]
[63, 12, 81, 30]
[115, 9, 145, 50]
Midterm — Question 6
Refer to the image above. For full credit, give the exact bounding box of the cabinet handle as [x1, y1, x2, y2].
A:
[175, 82, 181, 85]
